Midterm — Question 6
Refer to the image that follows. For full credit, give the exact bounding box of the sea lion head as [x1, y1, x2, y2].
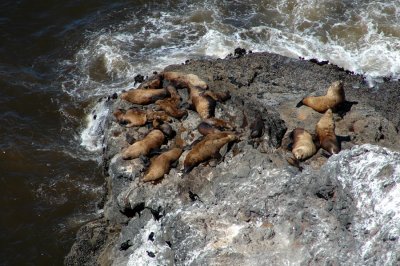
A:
[291, 128, 317, 161]
[327, 80, 345, 99]
[316, 109, 340, 155]
[113, 109, 125, 120]
[120, 92, 129, 101]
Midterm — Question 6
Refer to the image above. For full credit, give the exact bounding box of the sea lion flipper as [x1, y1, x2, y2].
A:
[286, 156, 303, 171]
[183, 164, 194, 174]
[119, 120, 129, 126]
[184, 137, 204, 151]
[148, 148, 163, 157]
[170, 160, 179, 168]
[140, 155, 150, 167]
[320, 150, 332, 158]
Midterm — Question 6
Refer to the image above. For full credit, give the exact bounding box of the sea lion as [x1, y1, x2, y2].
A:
[189, 86, 233, 119]
[162, 72, 231, 119]
[162, 71, 208, 90]
[114, 109, 171, 127]
[113, 108, 147, 127]
[197, 121, 221, 136]
[315, 109, 339, 155]
[291, 128, 317, 160]
[249, 113, 264, 138]
[152, 119, 176, 139]
[203, 117, 235, 130]
[146, 110, 172, 123]
[142, 148, 183, 182]
[203, 90, 231, 102]
[189, 86, 216, 119]
[184, 132, 237, 173]
[137, 74, 162, 90]
[120, 88, 168, 105]
[197, 117, 235, 136]
[297, 81, 345, 113]
[155, 86, 187, 119]
[122, 129, 165, 160]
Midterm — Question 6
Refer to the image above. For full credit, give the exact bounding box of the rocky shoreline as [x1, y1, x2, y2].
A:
[65, 52, 400, 265]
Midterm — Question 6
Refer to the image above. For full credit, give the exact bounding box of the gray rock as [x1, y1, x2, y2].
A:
[66, 52, 400, 265]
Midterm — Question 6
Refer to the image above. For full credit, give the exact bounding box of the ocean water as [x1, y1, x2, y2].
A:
[1, 0, 399, 264]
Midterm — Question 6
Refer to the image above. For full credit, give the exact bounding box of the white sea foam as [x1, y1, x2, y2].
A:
[80, 100, 110, 153]
[60, 0, 400, 152]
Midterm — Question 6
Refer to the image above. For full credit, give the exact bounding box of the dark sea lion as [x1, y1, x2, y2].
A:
[316, 109, 339, 155]
[113, 108, 147, 127]
[162, 71, 208, 90]
[121, 88, 168, 105]
[290, 128, 317, 160]
[122, 129, 165, 160]
[250, 113, 264, 138]
[184, 132, 237, 173]
[155, 86, 187, 119]
[137, 74, 162, 90]
[142, 148, 183, 182]
[197, 117, 235, 136]
[297, 81, 345, 113]
[152, 119, 175, 139]
[197, 121, 221, 136]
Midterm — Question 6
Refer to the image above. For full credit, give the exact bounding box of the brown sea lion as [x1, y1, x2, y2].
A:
[137, 74, 162, 90]
[316, 109, 339, 155]
[189, 87, 232, 119]
[113, 108, 147, 127]
[121, 88, 168, 105]
[114, 109, 171, 127]
[155, 86, 187, 119]
[291, 128, 317, 160]
[142, 148, 183, 182]
[162, 71, 208, 90]
[146, 110, 172, 123]
[203, 90, 231, 102]
[122, 129, 165, 160]
[184, 132, 237, 173]
[203, 117, 235, 130]
[188, 86, 216, 119]
[297, 81, 345, 113]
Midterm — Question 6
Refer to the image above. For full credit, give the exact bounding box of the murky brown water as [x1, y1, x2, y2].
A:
[0, 1, 128, 264]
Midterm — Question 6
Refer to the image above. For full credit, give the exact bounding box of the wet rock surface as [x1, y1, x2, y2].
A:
[66, 52, 400, 265]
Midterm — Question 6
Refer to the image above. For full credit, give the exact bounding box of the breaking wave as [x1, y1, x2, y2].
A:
[59, 0, 400, 152]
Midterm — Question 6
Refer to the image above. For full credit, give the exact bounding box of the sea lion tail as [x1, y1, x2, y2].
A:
[296, 99, 304, 108]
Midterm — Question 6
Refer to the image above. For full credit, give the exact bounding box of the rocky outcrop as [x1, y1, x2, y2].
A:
[66, 52, 400, 265]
